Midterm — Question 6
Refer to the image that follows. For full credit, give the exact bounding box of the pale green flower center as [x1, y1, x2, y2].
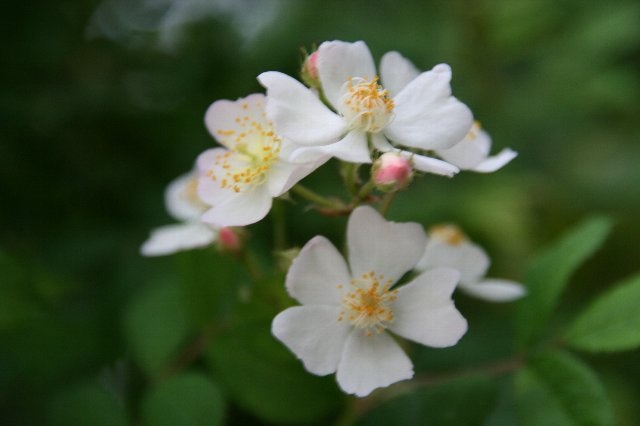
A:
[340, 76, 394, 133]
[337, 270, 398, 336]
[208, 111, 281, 193]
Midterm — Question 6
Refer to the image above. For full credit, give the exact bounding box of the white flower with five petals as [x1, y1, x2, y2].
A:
[272, 206, 468, 397]
[197, 93, 328, 227]
[415, 224, 526, 302]
[381, 51, 517, 173]
[258, 40, 473, 176]
[435, 121, 517, 173]
[141, 169, 217, 256]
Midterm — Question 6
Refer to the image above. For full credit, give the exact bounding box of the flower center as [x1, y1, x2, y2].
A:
[340, 76, 394, 133]
[208, 117, 281, 193]
[430, 224, 466, 245]
[337, 271, 398, 336]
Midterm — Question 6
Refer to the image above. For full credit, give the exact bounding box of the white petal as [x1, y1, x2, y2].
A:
[289, 130, 372, 164]
[286, 145, 336, 164]
[371, 133, 394, 151]
[140, 222, 216, 256]
[336, 330, 413, 397]
[164, 170, 207, 221]
[196, 174, 238, 208]
[286, 236, 351, 306]
[200, 185, 272, 227]
[317, 40, 377, 109]
[204, 93, 268, 149]
[258, 71, 346, 146]
[196, 148, 246, 207]
[459, 278, 527, 302]
[388, 268, 467, 347]
[471, 149, 518, 173]
[324, 130, 370, 163]
[272, 306, 351, 376]
[266, 157, 327, 196]
[196, 148, 224, 173]
[416, 238, 489, 283]
[385, 64, 473, 150]
[348, 206, 426, 283]
[401, 151, 460, 177]
[436, 128, 491, 170]
[379, 51, 421, 97]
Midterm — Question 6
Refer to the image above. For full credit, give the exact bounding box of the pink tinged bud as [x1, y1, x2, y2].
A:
[301, 50, 320, 87]
[372, 153, 413, 192]
[218, 227, 242, 253]
[306, 51, 319, 79]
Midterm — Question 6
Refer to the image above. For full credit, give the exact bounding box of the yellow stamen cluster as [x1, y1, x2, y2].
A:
[207, 106, 281, 193]
[338, 271, 398, 336]
[340, 76, 394, 133]
[430, 224, 467, 245]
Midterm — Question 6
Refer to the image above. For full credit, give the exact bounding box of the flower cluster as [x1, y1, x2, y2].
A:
[141, 39, 522, 397]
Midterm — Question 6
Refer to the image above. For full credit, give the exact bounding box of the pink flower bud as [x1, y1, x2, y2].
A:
[218, 227, 243, 253]
[372, 153, 413, 192]
[305, 51, 319, 79]
[301, 50, 320, 87]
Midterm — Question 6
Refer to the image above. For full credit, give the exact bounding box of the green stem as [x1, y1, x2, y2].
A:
[340, 162, 361, 197]
[355, 180, 376, 204]
[378, 191, 397, 216]
[291, 184, 342, 209]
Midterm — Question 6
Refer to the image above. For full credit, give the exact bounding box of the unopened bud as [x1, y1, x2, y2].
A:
[372, 153, 413, 192]
[301, 50, 320, 88]
[217, 227, 243, 254]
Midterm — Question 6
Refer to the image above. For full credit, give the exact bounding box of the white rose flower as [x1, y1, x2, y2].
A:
[141, 169, 217, 256]
[272, 206, 468, 397]
[197, 93, 328, 227]
[258, 40, 472, 176]
[381, 51, 517, 173]
[435, 121, 517, 173]
[416, 224, 526, 302]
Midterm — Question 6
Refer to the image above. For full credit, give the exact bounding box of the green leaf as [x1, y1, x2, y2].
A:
[141, 372, 225, 426]
[49, 382, 128, 426]
[123, 280, 189, 377]
[358, 375, 498, 426]
[516, 216, 612, 347]
[514, 351, 615, 426]
[566, 272, 640, 352]
[204, 303, 341, 424]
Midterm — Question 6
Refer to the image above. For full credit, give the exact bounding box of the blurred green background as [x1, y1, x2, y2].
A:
[2, 0, 639, 424]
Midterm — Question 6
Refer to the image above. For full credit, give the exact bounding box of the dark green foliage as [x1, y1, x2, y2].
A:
[141, 373, 225, 426]
[358, 375, 498, 426]
[514, 351, 615, 426]
[515, 216, 612, 347]
[2, 0, 640, 424]
[566, 273, 640, 352]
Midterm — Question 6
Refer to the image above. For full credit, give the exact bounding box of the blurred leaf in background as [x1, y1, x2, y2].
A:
[1, 0, 639, 424]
